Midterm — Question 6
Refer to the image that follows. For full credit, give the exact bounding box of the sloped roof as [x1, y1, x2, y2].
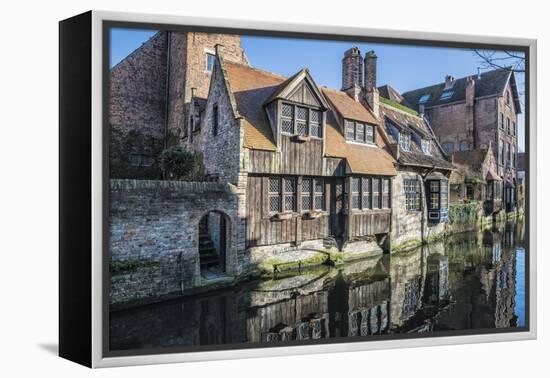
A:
[223, 61, 396, 175]
[402, 67, 521, 112]
[452, 149, 488, 167]
[325, 111, 396, 176]
[264, 68, 329, 109]
[321, 87, 379, 124]
[224, 61, 285, 151]
[378, 84, 409, 106]
[451, 148, 501, 183]
[379, 103, 452, 170]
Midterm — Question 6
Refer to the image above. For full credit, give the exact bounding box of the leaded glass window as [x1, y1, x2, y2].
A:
[281, 103, 294, 134]
[296, 106, 308, 136]
[399, 132, 411, 151]
[365, 124, 374, 143]
[382, 178, 390, 208]
[356, 122, 365, 143]
[301, 178, 312, 211]
[269, 177, 281, 213]
[352, 177, 361, 209]
[345, 120, 355, 140]
[310, 110, 322, 138]
[284, 177, 296, 212]
[362, 177, 371, 209]
[372, 178, 380, 209]
[404, 179, 420, 212]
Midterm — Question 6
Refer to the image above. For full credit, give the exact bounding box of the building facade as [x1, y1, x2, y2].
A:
[109, 31, 248, 178]
[401, 69, 521, 213]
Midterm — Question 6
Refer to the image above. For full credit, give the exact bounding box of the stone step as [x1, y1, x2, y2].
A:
[200, 252, 219, 261]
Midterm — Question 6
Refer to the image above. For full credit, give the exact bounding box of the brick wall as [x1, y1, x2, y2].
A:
[109, 179, 240, 305]
[110, 32, 167, 139]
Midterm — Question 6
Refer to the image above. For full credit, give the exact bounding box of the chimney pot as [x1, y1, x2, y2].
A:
[444, 75, 455, 89]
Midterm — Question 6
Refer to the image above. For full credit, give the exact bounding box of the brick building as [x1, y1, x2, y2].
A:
[401, 69, 521, 212]
[109, 31, 248, 178]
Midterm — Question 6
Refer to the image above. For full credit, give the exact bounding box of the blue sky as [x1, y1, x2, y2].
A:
[110, 28, 525, 150]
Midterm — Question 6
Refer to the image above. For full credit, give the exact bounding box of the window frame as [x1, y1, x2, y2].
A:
[280, 102, 323, 139]
[350, 176, 390, 211]
[399, 131, 411, 151]
[205, 52, 216, 72]
[268, 176, 297, 215]
[404, 178, 421, 212]
[301, 177, 325, 212]
[440, 90, 454, 100]
[421, 139, 432, 155]
[345, 119, 375, 144]
[418, 94, 431, 104]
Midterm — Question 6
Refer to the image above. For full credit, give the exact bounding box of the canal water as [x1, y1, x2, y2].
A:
[110, 220, 526, 352]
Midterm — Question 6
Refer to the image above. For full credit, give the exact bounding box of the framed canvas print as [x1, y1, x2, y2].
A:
[59, 10, 537, 368]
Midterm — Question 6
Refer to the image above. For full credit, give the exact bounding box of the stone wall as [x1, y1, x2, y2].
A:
[390, 170, 446, 251]
[109, 179, 241, 305]
[199, 53, 244, 186]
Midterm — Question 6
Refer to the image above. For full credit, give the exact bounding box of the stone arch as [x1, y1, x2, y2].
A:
[197, 209, 232, 275]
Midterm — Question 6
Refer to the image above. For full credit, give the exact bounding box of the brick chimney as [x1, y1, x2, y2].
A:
[342, 47, 363, 91]
[444, 75, 455, 89]
[364, 50, 379, 117]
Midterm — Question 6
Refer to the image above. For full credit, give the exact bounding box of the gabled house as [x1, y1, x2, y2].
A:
[187, 44, 399, 275]
[401, 68, 521, 213]
[451, 144, 503, 216]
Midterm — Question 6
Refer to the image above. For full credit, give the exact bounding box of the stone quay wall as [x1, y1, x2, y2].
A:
[109, 179, 240, 305]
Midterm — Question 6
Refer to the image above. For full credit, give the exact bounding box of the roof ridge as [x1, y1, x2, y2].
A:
[224, 60, 288, 80]
[402, 66, 512, 95]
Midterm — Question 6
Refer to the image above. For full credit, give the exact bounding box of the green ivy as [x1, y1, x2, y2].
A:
[448, 203, 478, 225]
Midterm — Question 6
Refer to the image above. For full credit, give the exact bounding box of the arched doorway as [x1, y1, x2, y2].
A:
[198, 210, 229, 275]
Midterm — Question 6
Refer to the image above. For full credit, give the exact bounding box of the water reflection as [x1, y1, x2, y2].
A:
[110, 220, 526, 351]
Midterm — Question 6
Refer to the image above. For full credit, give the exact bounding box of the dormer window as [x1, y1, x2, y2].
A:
[399, 132, 411, 151]
[418, 94, 431, 104]
[421, 139, 431, 155]
[345, 119, 375, 144]
[440, 90, 454, 100]
[280, 102, 323, 138]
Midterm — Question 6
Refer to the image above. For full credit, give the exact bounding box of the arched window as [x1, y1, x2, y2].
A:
[441, 142, 454, 155]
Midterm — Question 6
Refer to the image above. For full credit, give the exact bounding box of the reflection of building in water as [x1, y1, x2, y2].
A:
[109, 222, 524, 351]
[423, 253, 449, 305]
[432, 224, 518, 330]
[247, 257, 391, 343]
